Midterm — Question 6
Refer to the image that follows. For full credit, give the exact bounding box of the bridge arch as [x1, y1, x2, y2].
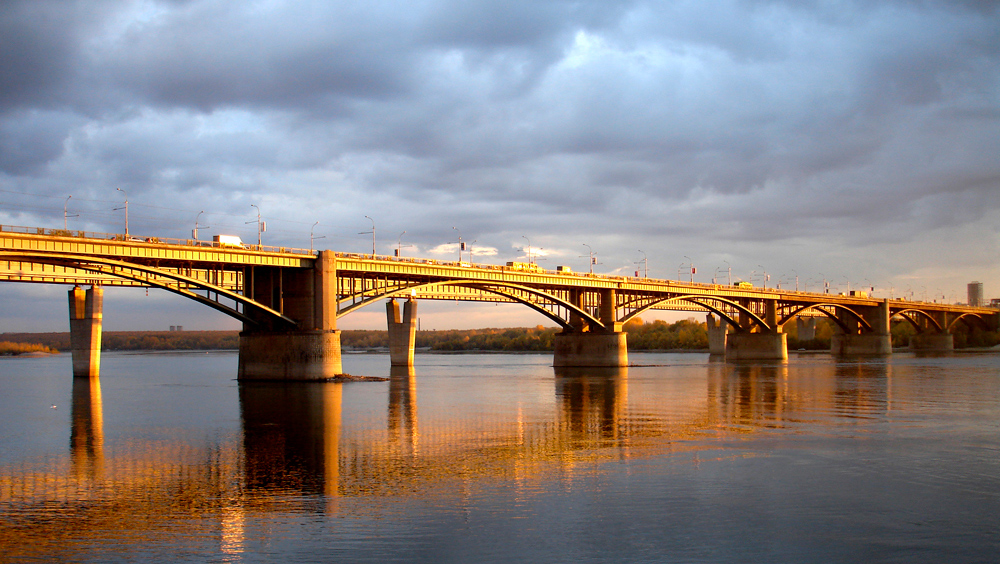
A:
[0, 250, 296, 328]
[778, 304, 872, 334]
[336, 278, 606, 331]
[892, 309, 944, 333]
[946, 312, 991, 333]
[620, 294, 767, 332]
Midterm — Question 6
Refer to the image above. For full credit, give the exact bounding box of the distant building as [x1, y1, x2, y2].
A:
[169, 325, 184, 332]
[968, 282, 984, 307]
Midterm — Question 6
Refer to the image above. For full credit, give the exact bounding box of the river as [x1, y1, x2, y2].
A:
[1, 350, 998, 563]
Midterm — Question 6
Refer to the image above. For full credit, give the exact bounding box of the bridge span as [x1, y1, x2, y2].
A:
[1, 225, 996, 379]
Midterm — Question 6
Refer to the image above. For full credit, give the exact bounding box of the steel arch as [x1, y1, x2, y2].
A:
[620, 294, 767, 332]
[0, 250, 295, 328]
[336, 278, 606, 330]
[778, 303, 872, 333]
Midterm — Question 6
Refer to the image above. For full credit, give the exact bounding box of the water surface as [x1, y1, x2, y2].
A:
[1, 351, 998, 562]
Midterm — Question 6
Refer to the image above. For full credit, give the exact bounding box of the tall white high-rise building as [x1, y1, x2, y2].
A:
[968, 281, 984, 307]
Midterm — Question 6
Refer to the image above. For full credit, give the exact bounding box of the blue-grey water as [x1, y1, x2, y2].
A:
[1, 350, 998, 563]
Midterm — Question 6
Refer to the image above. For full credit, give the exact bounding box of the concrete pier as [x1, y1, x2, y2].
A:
[831, 333, 893, 355]
[238, 331, 343, 379]
[796, 318, 817, 341]
[706, 314, 728, 356]
[386, 298, 417, 367]
[831, 300, 892, 356]
[238, 251, 343, 380]
[553, 332, 628, 367]
[910, 332, 954, 351]
[68, 285, 103, 379]
[725, 331, 787, 361]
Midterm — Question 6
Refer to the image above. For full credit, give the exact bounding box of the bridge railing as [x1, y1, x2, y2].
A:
[0, 224, 317, 256]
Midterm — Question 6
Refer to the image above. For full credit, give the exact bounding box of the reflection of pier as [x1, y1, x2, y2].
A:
[1, 359, 896, 559]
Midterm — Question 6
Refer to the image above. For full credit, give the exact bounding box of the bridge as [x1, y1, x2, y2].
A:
[2, 225, 996, 379]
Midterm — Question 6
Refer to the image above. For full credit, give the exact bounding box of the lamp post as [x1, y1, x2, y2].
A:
[310, 221, 325, 253]
[637, 250, 647, 278]
[63, 195, 75, 230]
[792, 270, 799, 292]
[684, 256, 694, 283]
[453, 227, 465, 262]
[248, 204, 262, 247]
[193, 211, 208, 241]
[522, 235, 533, 264]
[724, 260, 732, 286]
[758, 265, 768, 289]
[115, 188, 129, 237]
[359, 215, 375, 256]
[582, 244, 595, 274]
[396, 231, 406, 257]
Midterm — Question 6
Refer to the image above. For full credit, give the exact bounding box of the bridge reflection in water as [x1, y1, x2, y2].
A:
[0, 358, 898, 560]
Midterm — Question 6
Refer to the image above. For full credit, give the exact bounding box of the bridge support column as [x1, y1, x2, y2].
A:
[706, 314, 728, 355]
[238, 250, 343, 380]
[796, 318, 817, 341]
[831, 300, 892, 356]
[68, 285, 102, 379]
[386, 298, 417, 367]
[725, 332, 787, 360]
[553, 332, 628, 367]
[831, 333, 893, 355]
[910, 332, 954, 351]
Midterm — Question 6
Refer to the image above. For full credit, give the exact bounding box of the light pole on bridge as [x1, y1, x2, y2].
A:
[758, 265, 768, 289]
[194, 211, 208, 241]
[453, 227, 466, 262]
[636, 250, 647, 278]
[248, 205, 264, 248]
[724, 260, 732, 286]
[685, 256, 694, 283]
[581, 244, 595, 274]
[114, 188, 129, 237]
[359, 216, 375, 256]
[310, 222, 325, 253]
[523, 235, 533, 264]
[63, 196, 78, 231]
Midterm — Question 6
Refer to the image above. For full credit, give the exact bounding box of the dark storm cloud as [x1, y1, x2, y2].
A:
[1, 0, 998, 330]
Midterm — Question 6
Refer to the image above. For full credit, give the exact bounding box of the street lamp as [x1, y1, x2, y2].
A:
[792, 270, 799, 292]
[114, 188, 129, 237]
[637, 250, 647, 278]
[724, 260, 732, 286]
[63, 195, 78, 230]
[684, 256, 694, 283]
[522, 235, 533, 264]
[359, 215, 375, 256]
[310, 221, 325, 253]
[581, 244, 595, 274]
[247, 205, 263, 247]
[396, 231, 407, 257]
[453, 227, 465, 262]
[758, 265, 768, 289]
[193, 211, 208, 241]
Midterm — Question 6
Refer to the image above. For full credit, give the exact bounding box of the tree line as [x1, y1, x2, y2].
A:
[1, 316, 996, 353]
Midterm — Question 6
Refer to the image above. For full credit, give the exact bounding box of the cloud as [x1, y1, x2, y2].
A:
[0, 0, 998, 329]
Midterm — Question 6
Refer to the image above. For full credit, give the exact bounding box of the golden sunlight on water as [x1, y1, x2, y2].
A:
[1, 352, 998, 562]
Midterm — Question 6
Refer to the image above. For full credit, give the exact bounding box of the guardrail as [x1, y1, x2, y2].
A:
[0, 223, 317, 256]
[2, 224, 989, 309]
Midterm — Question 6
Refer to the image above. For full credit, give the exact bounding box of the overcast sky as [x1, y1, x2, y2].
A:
[1, 0, 998, 332]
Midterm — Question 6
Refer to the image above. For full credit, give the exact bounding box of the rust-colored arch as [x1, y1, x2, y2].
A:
[620, 294, 767, 332]
[336, 278, 605, 331]
[0, 250, 295, 327]
[778, 304, 873, 334]
[892, 308, 944, 333]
